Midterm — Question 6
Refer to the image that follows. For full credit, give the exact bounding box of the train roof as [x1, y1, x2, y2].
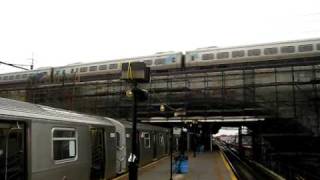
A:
[53, 51, 182, 69]
[0, 97, 113, 126]
[186, 37, 320, 53]
[117, 119, 168, 131]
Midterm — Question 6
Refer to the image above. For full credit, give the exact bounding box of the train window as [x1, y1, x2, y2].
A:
[89, 66, 97, 72]
[4, 76, 8, 80]
[71, 69, 74, 73]
[52, 128, 77, 163]
[143, 60, 153, 66]
[217, 52, 229, 59]
[201, 53, 214, 60]
[9, 76, 14, 80]
[0, 76, 2, 80]
[298, 44, 313, 52]
[248, 49, 261, 56]
[109, 64, 118, 69]
[15, 74, 21, 79]
[80, 67, 88, 73]
[232, 50, 245, 58]
[264, 47, 278, 55]
[191, 54, 198, 61]
[281, 46, 295, 53]
[22, 74, 27, 78]
[99, 65, 107, 70]
[317, 44, 320, 50]
[143, 132, 151, 148]
[155, 58, 166, 65]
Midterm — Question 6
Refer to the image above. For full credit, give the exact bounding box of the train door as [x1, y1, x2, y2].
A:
[90, 128, 106, 180]
[152, 133, 157, 159]
[0, 121, 26, 180]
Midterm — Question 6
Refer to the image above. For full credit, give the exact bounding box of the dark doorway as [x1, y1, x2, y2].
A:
[90, 128, 106, 180]
[0, 121, 26, 180]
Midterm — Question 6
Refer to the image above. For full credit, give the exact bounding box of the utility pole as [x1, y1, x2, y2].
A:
[30, 52, 34, 70]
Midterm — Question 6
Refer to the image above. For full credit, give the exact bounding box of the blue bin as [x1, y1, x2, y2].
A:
[180, 160, 189, 173]
[174, 159, 189, 174]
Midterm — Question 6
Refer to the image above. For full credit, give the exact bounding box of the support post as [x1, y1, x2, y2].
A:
[238, 126, 244, 157]
[129, 82, 138, 180]
[170, 127, 173, 180]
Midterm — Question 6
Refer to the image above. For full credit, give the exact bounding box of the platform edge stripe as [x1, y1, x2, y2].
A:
[219, 151, 238, 180]
[112, 155, 169, 180]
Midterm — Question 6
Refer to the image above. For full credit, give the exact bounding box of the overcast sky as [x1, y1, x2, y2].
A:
[1, 0, 320, 73]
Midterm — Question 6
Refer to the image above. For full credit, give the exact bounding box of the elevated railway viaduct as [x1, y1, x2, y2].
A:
[1, 57, 320, 178]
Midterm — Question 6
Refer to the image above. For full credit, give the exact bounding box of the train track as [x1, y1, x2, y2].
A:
[218, 143, 285, 180]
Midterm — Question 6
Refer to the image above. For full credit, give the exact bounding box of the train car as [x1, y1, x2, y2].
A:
[0, 51, 183, 84]
[185, 38, 320, 68]
[0, 68, 52, 85]
[0, 97, 117, 180]
[0, 97, 173, 180]
[62, 51, 183, 81]
[117, 120, 169, 168]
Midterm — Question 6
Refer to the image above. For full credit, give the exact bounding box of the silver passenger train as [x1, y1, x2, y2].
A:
[0, 97, 173, 180]
[0, 38, 320, 84]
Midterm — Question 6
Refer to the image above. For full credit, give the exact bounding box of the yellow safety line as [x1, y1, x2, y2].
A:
[112, 156, 169, 180]
[219, 151, 238, 180]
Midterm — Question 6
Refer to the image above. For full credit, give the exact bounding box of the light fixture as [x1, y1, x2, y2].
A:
[160, 104, 165, 112]
[126, 90, 133, 98]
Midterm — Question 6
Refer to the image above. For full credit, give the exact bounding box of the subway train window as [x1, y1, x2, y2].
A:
[317, 44, 320, 50]
[155, 58, 166, 65]
[264, 47, 278, 55]
[298, 44, 313, 52]
[80, 67, 88, 73]
[217, 52, 229, 59]
[144, 132, 151, 148]
[281, 46, 295, 53]
[143, 60, 153, 65]
[0, 77, 2, 80]
[22, 74, 27, 78]
[109, 64, 118, 69]
[9, 76, 14, 80]
[248, 49, 261, 56]
[232, 50, 245, 58]
[52, 128, 77, 163]
[89, 66, 97, 72]
[201, 53, 214, 60]
[15, 74, 21, 79]
[4, 76, 8, 80]
[99, 65, 107, 70]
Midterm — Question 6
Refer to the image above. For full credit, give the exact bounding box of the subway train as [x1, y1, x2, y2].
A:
[0, 97, 177, 180]
[1, 38, 320, 84]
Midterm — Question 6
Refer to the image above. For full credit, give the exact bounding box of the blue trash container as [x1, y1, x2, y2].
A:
[174, 155, 189, 174]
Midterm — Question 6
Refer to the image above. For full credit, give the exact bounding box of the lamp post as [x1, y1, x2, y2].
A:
[121, 62, 150, 180]
[170, 126, 173, 180]
[128, 82, 138, 180]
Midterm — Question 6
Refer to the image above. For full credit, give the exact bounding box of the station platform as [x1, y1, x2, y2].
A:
[114, 151, 237, 180]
